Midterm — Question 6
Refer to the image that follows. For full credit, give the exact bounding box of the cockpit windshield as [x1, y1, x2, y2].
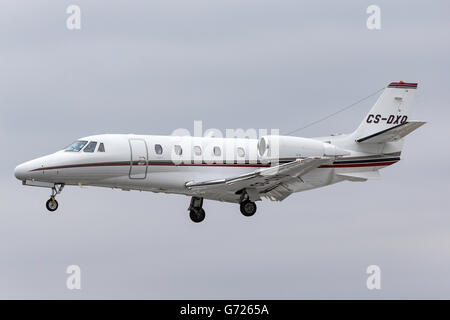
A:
[83, 141, 97, 152]
[65, 140, 88, 152]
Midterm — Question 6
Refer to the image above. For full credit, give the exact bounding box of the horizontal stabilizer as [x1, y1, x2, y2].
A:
[336, 171, 381, 182]
[356, 121, 426, 143]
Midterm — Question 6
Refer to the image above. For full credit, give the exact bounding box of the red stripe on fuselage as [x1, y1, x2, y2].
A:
[29, 159, 398, 172]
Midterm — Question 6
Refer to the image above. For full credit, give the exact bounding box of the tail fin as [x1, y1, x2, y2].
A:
[353, 81, 418, 141]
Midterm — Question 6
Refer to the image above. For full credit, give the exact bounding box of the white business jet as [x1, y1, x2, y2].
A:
[14, 81, 425, 222]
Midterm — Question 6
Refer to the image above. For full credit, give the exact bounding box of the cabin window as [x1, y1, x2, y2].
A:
[65, 140, 88, 152]
[155, 144, 163, 155]
[237, 147, 245, 157]
[213, 146, 221, 156]
[83, 141, 97, 153]
[193, 146, 202, 156]
[174, 145, 183, 156]
[98, 143, 105, 152]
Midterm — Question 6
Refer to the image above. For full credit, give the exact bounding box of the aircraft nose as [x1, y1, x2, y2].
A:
[15, 155, 53, 182]
[14, 162, 29, 181]
[14, 163, 26, 180]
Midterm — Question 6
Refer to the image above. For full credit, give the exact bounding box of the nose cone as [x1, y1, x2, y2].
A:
[14, 162, 29, 181]
[15, 154, 55, 182]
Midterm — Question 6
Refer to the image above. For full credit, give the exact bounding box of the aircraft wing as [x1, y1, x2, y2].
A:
[185, 157, 332, 201]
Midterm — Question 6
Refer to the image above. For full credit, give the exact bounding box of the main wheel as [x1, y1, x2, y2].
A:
[240, 200, 257, 217]
[46, 198, 58, 212]
[189, 208, 205, 223]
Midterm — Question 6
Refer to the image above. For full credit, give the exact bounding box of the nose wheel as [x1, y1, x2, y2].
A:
[188, 197, 205, 223]
[46, 197, 58, 211]
[45, 184, 64, 212]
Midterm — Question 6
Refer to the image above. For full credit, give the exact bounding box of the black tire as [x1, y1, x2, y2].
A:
[240, 200, 257, 217]
[46, 198, 58, 212]
[189, 208, 205, 223]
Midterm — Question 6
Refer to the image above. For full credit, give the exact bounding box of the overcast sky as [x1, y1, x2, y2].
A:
[1, 0, 449, 299]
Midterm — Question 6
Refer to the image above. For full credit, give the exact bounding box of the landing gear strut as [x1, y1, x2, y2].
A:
[46, 184, 64, 212]
[188, 197, 205, 223]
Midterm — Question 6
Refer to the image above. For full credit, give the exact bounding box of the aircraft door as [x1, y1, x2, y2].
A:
[129, 139, 148, 179]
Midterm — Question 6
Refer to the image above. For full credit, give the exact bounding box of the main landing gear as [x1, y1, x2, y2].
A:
[240, 200, 257, 217]
[187, 194, 258, 223]
[188, 197, 205, 223]
[239, 190, 258, 217]
[45, 184, 64, 212]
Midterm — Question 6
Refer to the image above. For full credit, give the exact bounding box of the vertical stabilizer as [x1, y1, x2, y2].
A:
[353, 81, 418, 140]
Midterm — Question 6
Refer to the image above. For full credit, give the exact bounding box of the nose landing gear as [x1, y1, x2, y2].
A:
[45, 184, 64, 212]
[188, 197, 205, 223]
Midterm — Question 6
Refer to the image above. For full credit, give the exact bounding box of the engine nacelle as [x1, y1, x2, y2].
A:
[258, 135, 349, 160]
